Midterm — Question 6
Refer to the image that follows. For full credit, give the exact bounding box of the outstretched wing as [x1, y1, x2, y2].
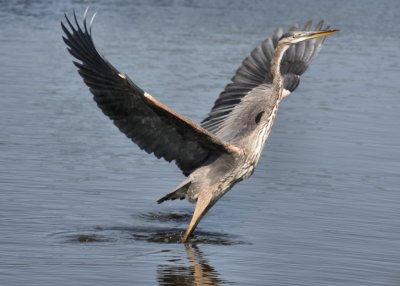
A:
[201, 20, 327, 134]
[213, 83, 277, 146]
[61, 11, 236, 176]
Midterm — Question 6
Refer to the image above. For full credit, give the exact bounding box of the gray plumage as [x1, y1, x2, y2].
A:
[62, 10, 338, 242]
[201, 20, 326, 134]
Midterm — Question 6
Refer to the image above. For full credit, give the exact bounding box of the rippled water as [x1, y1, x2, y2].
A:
[1, 0, 400, 285]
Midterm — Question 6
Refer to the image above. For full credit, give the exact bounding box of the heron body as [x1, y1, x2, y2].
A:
[62, 10, 338, 242]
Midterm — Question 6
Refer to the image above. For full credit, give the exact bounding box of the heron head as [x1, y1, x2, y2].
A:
[279, 29, 339, 45]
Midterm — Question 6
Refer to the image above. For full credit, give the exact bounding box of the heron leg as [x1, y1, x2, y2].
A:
[182, 192, 214, 243]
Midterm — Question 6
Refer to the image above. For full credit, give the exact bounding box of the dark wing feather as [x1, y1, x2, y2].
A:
[62, 11, 236, 176]
[201, 20, 327, 134]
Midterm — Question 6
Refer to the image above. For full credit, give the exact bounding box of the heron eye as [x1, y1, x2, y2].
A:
[255, 111, 264, 124]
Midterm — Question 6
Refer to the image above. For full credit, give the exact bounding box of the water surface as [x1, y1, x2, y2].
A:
[1, 0, 400, 285]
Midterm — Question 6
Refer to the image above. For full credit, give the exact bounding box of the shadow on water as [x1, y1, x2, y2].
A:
[157, 244, 233, 285]
[56, 212, 238, 284]
[58, 211, 247, 245]
[138, 211, 192, 223]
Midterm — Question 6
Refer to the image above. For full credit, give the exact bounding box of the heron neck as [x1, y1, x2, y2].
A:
[271, 43, 290, 99]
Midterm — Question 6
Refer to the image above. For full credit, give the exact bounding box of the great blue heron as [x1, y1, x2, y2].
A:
[62, 10, 338, 243]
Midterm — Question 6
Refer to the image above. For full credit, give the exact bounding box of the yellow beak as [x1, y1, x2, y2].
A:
[304, 29, 340, 40]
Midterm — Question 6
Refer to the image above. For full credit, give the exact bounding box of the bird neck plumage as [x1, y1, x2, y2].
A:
[271, 43, 290, 100]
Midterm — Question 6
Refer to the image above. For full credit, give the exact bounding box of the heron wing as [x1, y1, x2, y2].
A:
[201, 20, 327, 134]
[214, 83, 277, 145]
[62, 12, 236, 176]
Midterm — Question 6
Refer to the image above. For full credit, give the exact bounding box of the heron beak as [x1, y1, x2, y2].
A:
[182, 193, 214, 243]
[303, 29, 340, 40]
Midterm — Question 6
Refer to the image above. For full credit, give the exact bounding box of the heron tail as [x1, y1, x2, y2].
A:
[157, 181, 191, 204]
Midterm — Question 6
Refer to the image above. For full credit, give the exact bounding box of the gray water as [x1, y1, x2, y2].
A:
[1, 0, 400, 285]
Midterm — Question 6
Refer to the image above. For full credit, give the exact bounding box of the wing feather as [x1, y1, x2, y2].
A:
[201, 20, 328, 134]
[62, 11, 236, 176]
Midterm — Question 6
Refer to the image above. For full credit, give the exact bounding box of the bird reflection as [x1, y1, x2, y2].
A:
[157, 244, 229, 286]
